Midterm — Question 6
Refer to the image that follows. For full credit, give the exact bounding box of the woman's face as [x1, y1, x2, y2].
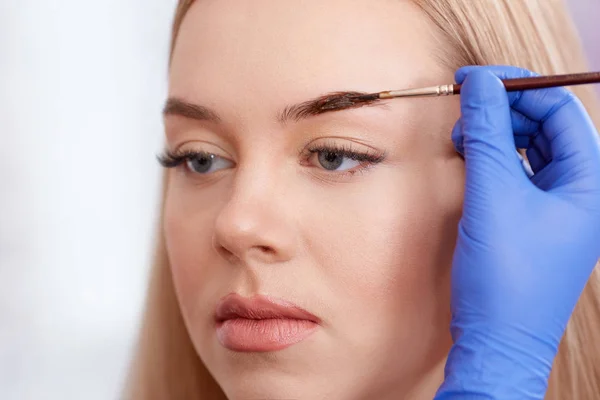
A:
[164, 0, 464, 398]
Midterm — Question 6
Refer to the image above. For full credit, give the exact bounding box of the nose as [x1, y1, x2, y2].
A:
[212, 173, 296, 266]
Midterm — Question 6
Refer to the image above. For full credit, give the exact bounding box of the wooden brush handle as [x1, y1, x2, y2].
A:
[452, 71, 600, 94]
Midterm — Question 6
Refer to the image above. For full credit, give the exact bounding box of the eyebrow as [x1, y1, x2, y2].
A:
[163, 98, 221, 123]
[162, 91, 386, 124]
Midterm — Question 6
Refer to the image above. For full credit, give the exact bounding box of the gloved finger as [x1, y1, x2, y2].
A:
[458, 66, 543, 135]
[462, 67, 558, 176]
[458, 66, 540, 145]
[530, 161, 563, 192]
[525, 144, 547, 175]
[451, 118, 464, 156]
[454, 111, 537, 152]
[453, 71, 546, 177]
[457, 66, 600, 179]
[452, 80, 538, 179]
[455, 114, 535, 177]
[530, 132, 552, 164]
[513, 87, 600, 182]
[458, 66, 545, 116]
[511, 109, 539, 147]
[459, 68, 526, 184]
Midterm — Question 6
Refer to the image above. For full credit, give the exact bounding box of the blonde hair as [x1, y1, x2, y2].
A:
[124, 1, 600, 399]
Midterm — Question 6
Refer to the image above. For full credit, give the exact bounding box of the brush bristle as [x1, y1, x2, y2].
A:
[350, 93, 380, 102]
[314, 91, 382, 114]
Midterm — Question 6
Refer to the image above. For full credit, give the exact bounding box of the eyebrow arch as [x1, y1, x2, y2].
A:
[163, 91, 386, 124]
[163, 98, 221, 123]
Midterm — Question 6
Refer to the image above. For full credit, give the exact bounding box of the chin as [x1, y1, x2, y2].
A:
[216, 370, 328, 400]
[204, 333, 344, 399]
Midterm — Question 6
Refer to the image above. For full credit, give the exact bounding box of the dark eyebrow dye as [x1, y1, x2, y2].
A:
[313, 91, 382, 113]
[278, 91, 383, 122]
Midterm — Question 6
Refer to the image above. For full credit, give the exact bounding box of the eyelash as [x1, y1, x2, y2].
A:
[302, 143, 386, 176]
[157, 149, 208, 168]
[157, 144, 386, 177]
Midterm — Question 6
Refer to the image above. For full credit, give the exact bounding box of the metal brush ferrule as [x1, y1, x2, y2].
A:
[382, 84, 456, 99]
[437, 84, 454, 96]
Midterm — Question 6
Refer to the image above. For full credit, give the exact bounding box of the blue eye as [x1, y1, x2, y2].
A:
[305, 144, 386, 173]
[185, 153, 234, 174]
[157, 150, 234, 174]
[314, 151, 361, 171]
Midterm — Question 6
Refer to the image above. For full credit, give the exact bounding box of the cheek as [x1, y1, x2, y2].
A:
[311, 163, 462, 298]
[163, 178, 220, 326]
[325, 192, 450, 312]
[305, 160, 463, 360]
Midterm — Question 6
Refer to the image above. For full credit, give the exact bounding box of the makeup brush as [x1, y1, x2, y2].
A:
[346, 71, 600, 103]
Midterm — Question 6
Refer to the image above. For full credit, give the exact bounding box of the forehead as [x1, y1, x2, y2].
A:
[169, 0, 447, 113]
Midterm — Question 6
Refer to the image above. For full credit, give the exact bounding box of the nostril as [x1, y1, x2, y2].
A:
[257, 245, 274, 254]
[215, 244, 237, 261]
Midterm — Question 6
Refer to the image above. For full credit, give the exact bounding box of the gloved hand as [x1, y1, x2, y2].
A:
[434, 65, 600, 399]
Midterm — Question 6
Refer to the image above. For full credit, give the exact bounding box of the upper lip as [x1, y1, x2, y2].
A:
[215, 293, 320, 324]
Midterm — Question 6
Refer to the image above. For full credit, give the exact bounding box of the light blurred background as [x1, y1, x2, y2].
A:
[0, 1, 598, 399]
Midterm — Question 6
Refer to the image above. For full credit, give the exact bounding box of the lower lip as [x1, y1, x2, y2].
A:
[216, 318, 318, 352]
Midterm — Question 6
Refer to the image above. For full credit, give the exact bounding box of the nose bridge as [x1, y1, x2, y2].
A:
[229, 155, 281, 212]
[213, 161, 295, 265]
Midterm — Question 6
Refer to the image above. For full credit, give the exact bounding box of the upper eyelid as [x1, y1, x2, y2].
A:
[303, 135, 384, 151]
[307, 147, 380, 160]
[166, 139, 234, 157]
[305, 142, 387, 160]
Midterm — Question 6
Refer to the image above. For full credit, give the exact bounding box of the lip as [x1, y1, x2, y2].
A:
[215, 293, 320, 352]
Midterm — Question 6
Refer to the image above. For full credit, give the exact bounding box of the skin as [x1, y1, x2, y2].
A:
[164, 0, 465, 398]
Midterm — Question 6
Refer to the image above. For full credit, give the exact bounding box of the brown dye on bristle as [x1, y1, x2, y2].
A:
[314, 92, 381, 114]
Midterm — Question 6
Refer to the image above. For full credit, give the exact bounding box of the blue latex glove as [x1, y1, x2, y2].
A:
[434, 65, 600, 399]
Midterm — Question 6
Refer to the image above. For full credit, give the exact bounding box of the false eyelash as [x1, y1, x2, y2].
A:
[304, 142, 387, 164]
[156, 149, 212, 168]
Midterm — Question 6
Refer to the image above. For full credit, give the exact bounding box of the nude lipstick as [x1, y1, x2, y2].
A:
[215, 294, 320, 352]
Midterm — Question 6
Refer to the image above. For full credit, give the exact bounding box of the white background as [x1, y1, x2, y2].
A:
[0, 1, 598, 399]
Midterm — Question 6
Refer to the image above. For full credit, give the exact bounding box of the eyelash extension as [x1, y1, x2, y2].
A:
[304, 143, 387, 165]
[156, 149, 212, 168]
